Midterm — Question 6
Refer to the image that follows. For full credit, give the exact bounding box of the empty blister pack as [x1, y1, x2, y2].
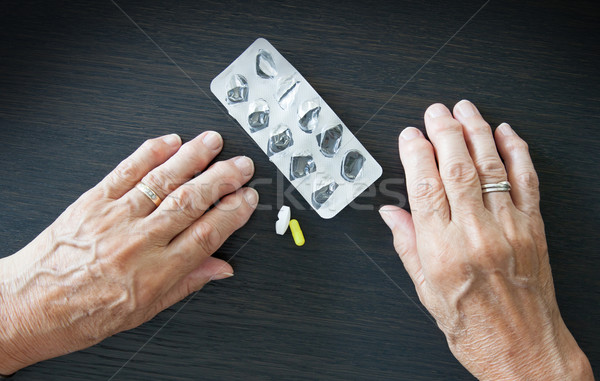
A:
[210, 38, 382, 219]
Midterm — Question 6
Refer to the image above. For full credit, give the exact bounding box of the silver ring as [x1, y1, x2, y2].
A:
[135, 182, 162, 206]
[481, 180, 511, 194]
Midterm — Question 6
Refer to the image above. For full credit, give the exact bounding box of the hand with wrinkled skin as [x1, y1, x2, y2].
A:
[380, 100, 593, 380]
[0, 131, 258, 375]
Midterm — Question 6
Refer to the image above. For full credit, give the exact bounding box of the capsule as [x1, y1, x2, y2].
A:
[289, 219, 305, 246]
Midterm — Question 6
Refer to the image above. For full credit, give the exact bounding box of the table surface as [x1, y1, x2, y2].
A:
[1, 0, 598, 379]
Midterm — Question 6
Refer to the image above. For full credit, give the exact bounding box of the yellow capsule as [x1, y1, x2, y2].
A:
[289, 219, 305, 246]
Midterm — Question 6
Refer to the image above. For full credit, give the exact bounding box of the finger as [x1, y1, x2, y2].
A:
[379, 205, 426, 290]
[99, 134, 181, 199]
[185, 256, 235, 288]
[148, 156, 255, 240]
[424, 103, 484, 216]
[398, 127, 450, 229]
[156, 257, 234, 314]
[494, 123, 540, 216]
[453, 100, 513, 211]
[126, 131, 223, 215]
[163, 187, 258, 284]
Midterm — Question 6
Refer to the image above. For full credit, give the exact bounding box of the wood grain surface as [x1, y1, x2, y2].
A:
[1, 0, 598, 379]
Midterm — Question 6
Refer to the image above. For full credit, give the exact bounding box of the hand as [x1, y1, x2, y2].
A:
[380, 101, 593, 380]
[0, 132, 258, 374]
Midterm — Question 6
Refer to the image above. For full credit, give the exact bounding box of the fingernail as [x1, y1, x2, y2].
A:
[234, 156, 254, 176]
[163, 134, 181, 147]
[378, 207, 396, 230]
[400, 127, 422, 140]
[202, 131, 223, 151]
[456, 99, 478, 117]
[498, 123, 514, 136]
[211, 272, 234, 281]
[426, 103, 450, 118]
[244, 187, 259, 207]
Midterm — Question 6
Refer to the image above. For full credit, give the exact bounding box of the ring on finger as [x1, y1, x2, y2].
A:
[135, 181, 163, 207]
[481, 180, 511, 194]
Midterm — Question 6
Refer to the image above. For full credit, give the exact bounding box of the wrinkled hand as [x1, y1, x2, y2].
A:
[380, 101, 593, 380]
[0, 132, 258, 374]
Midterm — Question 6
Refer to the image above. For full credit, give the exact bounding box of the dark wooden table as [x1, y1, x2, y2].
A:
[1, 0, 598, 379]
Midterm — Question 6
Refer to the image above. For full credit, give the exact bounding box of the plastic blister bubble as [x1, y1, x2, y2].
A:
[298, 99, 321, 133]
[226, 74, 248, 104]
[316, 124, 343, 158]
[211, 38, 382, 218]
[248, 98, 270, 132]
[268, 124, 293, 156]
[275, 74, 300, 110]
[256, 49, 277, 79]
[341, 150, 365, 181]
[311, 175, 338, 209]
[290, 152, 316, 180]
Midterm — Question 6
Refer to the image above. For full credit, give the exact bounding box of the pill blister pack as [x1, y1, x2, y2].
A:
[211, 38, 382, 219]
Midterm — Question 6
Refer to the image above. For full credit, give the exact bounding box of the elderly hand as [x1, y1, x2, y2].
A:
[0, 132, 258, 374]
[380, 101, 593, 380]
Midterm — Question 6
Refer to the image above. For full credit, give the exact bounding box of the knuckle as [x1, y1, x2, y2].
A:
[470, 121, 492, 135]
[504, 137, 529, 154]
[141, 138, 153, 149]
[142, 138, 164, 158]
[178, 141, 196, 157]
[145, 168, 181, 195]
[516, 171, 539, 193]
[476, 157, 507, 179]
[209, 161, 243, 190]
[167, 187, 200, 219]
[193, 183, 216, 210]
[442, 159, 478, 184]
[411, 177, 444, 202]
[120, 197, 140, 217]
[431, 118, 462, 134]
[217, 181, 239, 197]
[215, 192, 244, 214]
[209, 160, 227, 174]
[191, 221, 221, 254]
[211, 160, 235, 179]
[113, 159, 138, 182]
[404, 138, 431, 154]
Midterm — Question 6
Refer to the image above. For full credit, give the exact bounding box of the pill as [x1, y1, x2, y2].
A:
[275, 205, 291, 235]
[289, 219, 305, 246]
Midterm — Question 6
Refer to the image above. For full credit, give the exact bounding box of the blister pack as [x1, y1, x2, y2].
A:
[210, 38, 382, 219]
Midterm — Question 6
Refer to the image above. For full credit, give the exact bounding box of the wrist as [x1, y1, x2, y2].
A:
[0, 254, 32, 375]
[0, 257, 27, 375]
[474, 321, 593, 381]
[547, 322, 593, 381]
[0, 248, 50, 375]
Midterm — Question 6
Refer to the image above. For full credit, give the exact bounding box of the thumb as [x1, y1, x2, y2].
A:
[184, 256, 234, 288]
[379, 205, 424, 288]
[160, 257, 234, 308]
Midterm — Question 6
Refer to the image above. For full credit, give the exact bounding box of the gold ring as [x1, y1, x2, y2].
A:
[135, 182, 162, 207]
